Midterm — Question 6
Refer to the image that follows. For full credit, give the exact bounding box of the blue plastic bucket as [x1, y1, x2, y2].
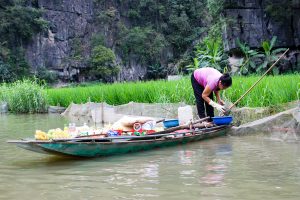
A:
[212, 116, 233, 125]
[163, 119, 179, 128]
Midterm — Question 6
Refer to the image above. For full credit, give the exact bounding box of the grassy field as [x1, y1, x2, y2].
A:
[46, 74, 300, 108]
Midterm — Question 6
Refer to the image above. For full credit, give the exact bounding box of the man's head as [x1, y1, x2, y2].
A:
[218, 73, 232, 90]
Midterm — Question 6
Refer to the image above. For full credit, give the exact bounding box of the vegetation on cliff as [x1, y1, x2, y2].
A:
[0, 0, 48, 83]
[95, 0, 209, 78]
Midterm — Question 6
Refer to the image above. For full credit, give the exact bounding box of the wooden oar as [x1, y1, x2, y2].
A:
[226, 48, 289, 112]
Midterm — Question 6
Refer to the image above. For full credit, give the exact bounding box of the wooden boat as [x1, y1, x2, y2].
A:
[7, 125, 229, 157]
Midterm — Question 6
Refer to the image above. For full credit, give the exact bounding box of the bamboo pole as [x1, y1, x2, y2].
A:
[228, 48, 289, 110]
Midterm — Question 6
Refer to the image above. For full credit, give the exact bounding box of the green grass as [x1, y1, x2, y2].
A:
[0, 79, 48, 113]
[47, 74, 300, 108]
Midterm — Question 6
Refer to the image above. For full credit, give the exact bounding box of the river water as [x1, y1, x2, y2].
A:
[1, 114, 300, 200]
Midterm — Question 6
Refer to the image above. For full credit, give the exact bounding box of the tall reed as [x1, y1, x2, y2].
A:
[0, 79, 48, 113]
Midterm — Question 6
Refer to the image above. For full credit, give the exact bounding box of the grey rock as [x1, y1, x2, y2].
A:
[229, 107, 300, 139]
[26, 0, 94, 81]
[0, 102, 8, 113]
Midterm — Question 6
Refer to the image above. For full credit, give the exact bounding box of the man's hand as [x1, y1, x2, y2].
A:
[209, 100, 226, 113]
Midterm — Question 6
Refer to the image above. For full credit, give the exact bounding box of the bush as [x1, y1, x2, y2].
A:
[36, 67, 58, 84]
[89, 45, 119, 82]
[0, 59, 15, 82]
[119, 26, 166, 64]
[0, 79, 48, 113]
[0, 5, 48, 46]
[187, 37, 226, 72]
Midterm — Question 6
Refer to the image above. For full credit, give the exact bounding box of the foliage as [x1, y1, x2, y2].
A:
[206, 0, 225, 39]
[46, 74, 300, 108]
[265, 0, 292, 23]
[187, 37, 225, 72]
[188, 35, 289, 76]
[6, 47, 31, 79]
[119, 26, 166, 65]
[96, 0, 207, 69]
[70, 38, 84, 61]
[146, 64, 167, 80]
[89, 45, 119, 82]
[258, 36, 287, 75]
[35, 67, 58, 84]
[96, 6, 117, 24]
[0, 59, 15, 82]
[207, 0, 224, 20]
[91, 33, 105, 48]
[236, 39, 264, 75]
[0, 1, 48, 82]
[0, 79, 48, 113]
[0, 4, 48, 48]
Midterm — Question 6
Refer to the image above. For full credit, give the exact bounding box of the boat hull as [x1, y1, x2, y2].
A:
[8, 126, 228, 157]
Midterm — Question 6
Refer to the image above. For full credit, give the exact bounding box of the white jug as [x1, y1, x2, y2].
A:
[178, 106, 193, 125]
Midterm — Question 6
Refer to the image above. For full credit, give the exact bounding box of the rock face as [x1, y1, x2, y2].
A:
[25, 0, 149, 82]
[223, 0, 300, 49]
[25, 0, 94, 81]
[25, 0, 300, 82]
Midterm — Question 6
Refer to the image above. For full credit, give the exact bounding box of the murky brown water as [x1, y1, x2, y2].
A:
[1, 114, 300, 200]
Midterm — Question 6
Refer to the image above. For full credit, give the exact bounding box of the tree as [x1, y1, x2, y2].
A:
[0, 59, 15, 82]
[0, 1, 48, 81]
[119, 27, 166, 64]
[0, 5, 48, 48]
[89, 45, 119, 82]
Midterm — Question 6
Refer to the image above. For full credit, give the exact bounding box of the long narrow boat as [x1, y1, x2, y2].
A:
[7, 125, 229, 157]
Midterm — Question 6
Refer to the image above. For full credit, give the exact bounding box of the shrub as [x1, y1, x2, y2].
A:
[89, 45, 119, 82]
[35, 67, 58, 84]
[0, 79, 48, 113]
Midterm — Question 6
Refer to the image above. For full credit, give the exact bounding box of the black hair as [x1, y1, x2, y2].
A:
[219, 73, 232, 87]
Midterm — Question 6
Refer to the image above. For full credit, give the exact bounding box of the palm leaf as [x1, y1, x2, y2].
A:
[270, 36, 277, 50]
[262, 41, 270, 54]
[272, 48, 287, 54]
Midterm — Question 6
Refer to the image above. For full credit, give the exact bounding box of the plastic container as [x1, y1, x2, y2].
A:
[163, 119, 179, 128]
[212, 116, 233, 125]
[107, 130, 119, 137]
[142, 121, 156, 130]
[178, 106, 193, 125]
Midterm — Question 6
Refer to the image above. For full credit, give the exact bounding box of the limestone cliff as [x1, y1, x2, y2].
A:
[24, 0, 300, 82]
[223, 0, 300, 49]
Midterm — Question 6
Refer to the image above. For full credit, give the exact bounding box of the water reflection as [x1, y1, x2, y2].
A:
[201, 144, 232, 186]
[178, 150, 195, 165]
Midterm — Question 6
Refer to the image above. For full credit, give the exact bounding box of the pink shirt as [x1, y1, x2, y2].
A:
[193, 68, 222, 91]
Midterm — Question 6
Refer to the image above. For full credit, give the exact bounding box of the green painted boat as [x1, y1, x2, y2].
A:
[7, 125, 229, 157]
